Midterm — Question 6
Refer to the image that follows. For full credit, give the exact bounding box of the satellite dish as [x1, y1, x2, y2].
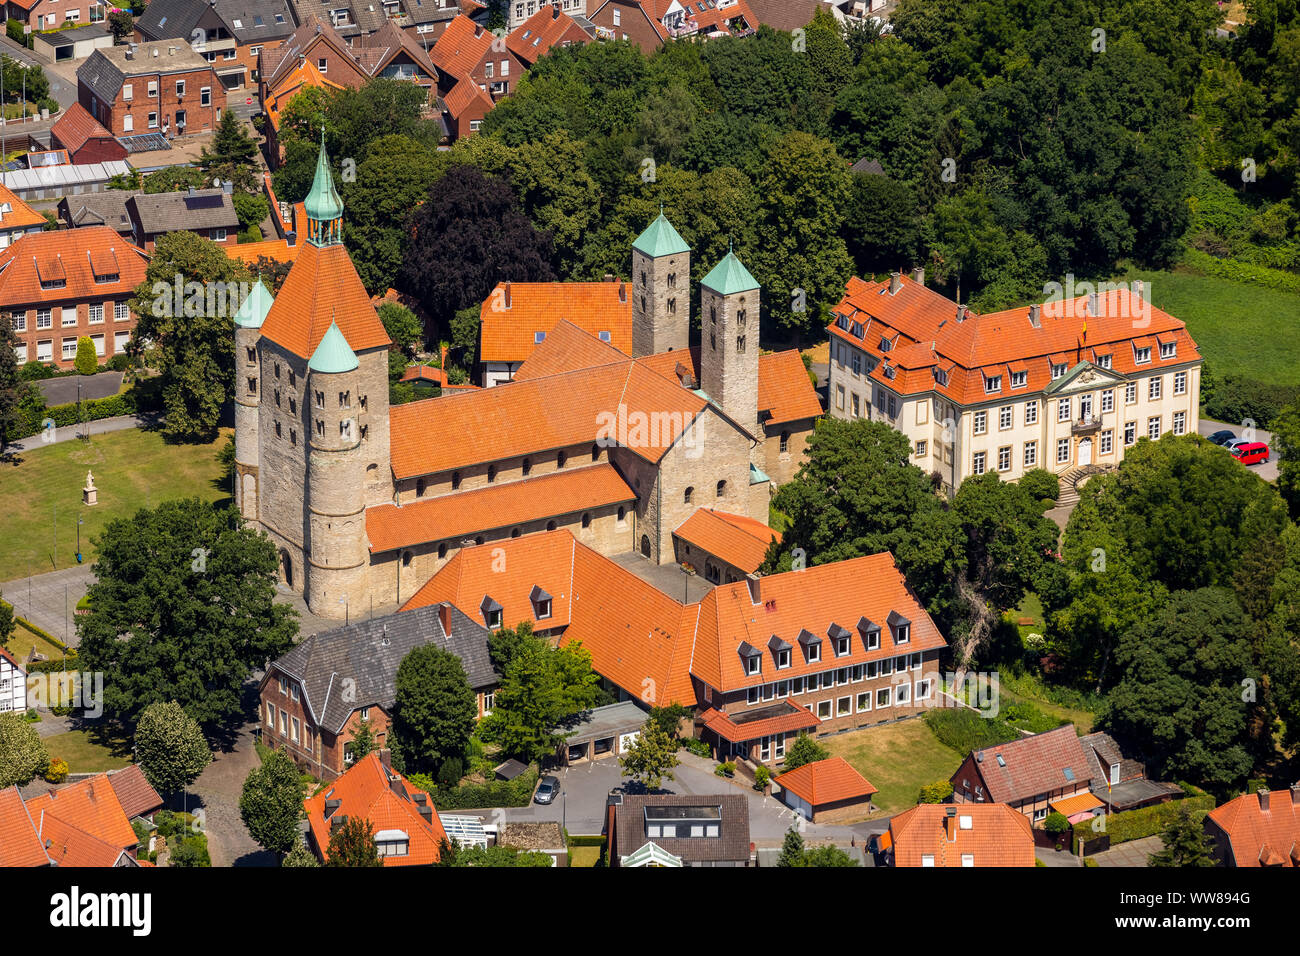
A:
[213, 177, 222, 187]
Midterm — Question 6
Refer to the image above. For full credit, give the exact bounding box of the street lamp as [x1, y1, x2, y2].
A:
[76, 514, 83, 564]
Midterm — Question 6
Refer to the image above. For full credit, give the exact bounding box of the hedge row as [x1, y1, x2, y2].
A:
[1072, 795, 1216, 852]
[1183, 247, 1300, 295]
[1203, 373, 1300, 431]
[9, 392, 136, 441]
[413, 765, 541, 811]
[566, 834, 606, 847]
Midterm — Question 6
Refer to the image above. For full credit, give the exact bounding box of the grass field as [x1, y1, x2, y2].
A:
[0, 427, 231, 583]
[1119, 267, 1300, 385]
[3, 621, 67, 665]
[568, 846, 601, 867]
[42, 728, 134, 774]
[821, 718, 964, 814]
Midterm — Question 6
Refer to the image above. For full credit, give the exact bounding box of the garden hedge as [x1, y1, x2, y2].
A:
[1072, 795, 1215, 853]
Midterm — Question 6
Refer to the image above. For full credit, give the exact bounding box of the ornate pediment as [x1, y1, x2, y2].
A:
[1044, 362, 1126, 395]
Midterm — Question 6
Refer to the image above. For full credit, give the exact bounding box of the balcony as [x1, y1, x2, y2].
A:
[1072, 416, 1102, 434]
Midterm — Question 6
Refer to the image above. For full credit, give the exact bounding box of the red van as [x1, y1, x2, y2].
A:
[1230, 442, 1270, 465]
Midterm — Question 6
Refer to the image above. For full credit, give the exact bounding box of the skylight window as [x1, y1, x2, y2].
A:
[534, 331, 545, 344]
[232, 18, 241, 27]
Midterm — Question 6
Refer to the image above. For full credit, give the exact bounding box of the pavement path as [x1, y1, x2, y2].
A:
[4, 414, 150, 452]
[1, 565, 93, 648]
[37, 371, 125, 407]
[1090, 834, 1164, 867]
[187, 704, 278, 867]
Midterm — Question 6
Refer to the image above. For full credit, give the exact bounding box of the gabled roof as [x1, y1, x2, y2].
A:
[505, 5, 593, 63]
[25, 774, 140, 851]
[887, 804, 1035, 867]
[673, 507, 778, 574]
[443, 74, 495, 119]
[1206, 789, 1300, 868]
[269, 601, 496, 734]
[0, 786, 50, 867]
[757, 350, 823, 424]
[258, 239, 390, 360]
[0, 184, 48, 234]
[105, 765, 164, 821]
[49, 103, 116, 156]
[479, 283, 632, 364]
[130, 188, 240, 235]
[430, 13, 496, 78]
[77, 42, 213, 105]
[612, 792, 750, 864]
[262, 16, 363, 90]
[304, 753, 449, 866]
[0, 227, 149, 307]
[59, 190, 135, 233]
[775, 756, 877, 807]
[958, 724, 1091, 805]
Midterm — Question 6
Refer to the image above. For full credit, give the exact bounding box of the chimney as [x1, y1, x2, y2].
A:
[1133, 279, 1144, 300]
[286, 230, 297, 248]
[618, 283, 627, 304]
[379, 748, 393, 770]
[888, 271, 901, 295]
[125, 46, 134, 60]
[474, 24, 483, 37]
[945, 806, 957, 841]
[438, 602, 452, 639]
[1291, 782, 1300, 806]
[1087, 291, 1099, 317]
[603, 273, 615, 282]
[1258, 788, 1270, 812]
[222, 179, 233, 194]
[503, 280, 511, 309]
[187, 186, 196, 198]
[745, 573, 761, 605]
[910, 266, 925, 287]
[1028, 303, 1041, 329]
[956, 303, 968, 323]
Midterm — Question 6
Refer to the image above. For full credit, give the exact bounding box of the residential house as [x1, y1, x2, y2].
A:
[127, 185, 241, 249]
[671, 506, 778, 582]
[827, 270, 1203, 494]
[1204, 786, 1300, 867]
[1077, 729, 1181, 817]
[4, 0, 109, 31]
[878, 803, 1035, 867]
[477, 278, 632, 386]
[505, 0, 589, 31]
[440, 73, 495, 138]
[77, 41, 228, 139]
[0, 646, 26, 714]
[259, 601, 497, 779]
[0, 183, 48, 249]
[606, 791, 750, 866]
[506, 4, 594, 66]
[0, 766, 163, 867]
[0, 226, 150, 368]
[134, 0, 297, 92]
[431, 13, 524, 101]
[587, 0, 755, 51]
[405, 530, 949, 770]
[49, 103, 128, 165]
[303, 751, 450, 864]
[555, 699, 648, 765]
[775, 756, 877, 823]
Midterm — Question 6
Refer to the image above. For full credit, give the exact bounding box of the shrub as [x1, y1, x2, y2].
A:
[783, 733, 830, 772]
[74, 336, 98, 375]
[44, 756, 69, 783]
[754, 765, 771, 790]
[714, 761, 736, 777]
[19, 360, 54, 381]
[0, 712, 49, 787]
[1072, 796, 1216, 852]
[436, 756, 464, 789]
[1203, 372, 1300, 430]
[679, 736, 711, 757]
[918, 780, 954, 804]
[37, 97, 58, 116]
[1044, 811, 1070, 837]
[1018, 468, 1060, 503]
[413, 765, 540, 811]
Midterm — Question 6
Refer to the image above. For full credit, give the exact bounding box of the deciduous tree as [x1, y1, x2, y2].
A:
[134, 701, 212, 795]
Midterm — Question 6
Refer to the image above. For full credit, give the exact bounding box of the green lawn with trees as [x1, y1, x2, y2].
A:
[821, 719, 964, 814]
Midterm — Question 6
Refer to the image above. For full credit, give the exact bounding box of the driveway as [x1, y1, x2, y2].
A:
[1198, 417, 1276, 483]
[3, 413, 149, 452]
[1089, 834, 1164, 867]
[37, 371, 124, 407]
[0, 564, 93, 647]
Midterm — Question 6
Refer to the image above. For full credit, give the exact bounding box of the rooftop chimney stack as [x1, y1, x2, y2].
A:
[1291, 782, 1300, 806]
[888, 271, 901, 295]
[746, 573, 761, 606]
[438, 602, 452, 639]
[503, 280, 511, 309]
[1087, 291, 1099, 317]
[1258, 788, 1271, 812]
[286, 230, 297, 248]
[618, 282, 627, 304]
[1029, 303, 1041, 328]
[945, 806, 957, 841]
[956, 303, 968, 323]
[910, 266, 925, 287]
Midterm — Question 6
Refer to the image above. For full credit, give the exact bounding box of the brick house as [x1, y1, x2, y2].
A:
[1204, 786, 1300, 867]
[506, 4, 594, 66]
[127, 185, 240, 249]
[607, 792, 750, 866]
[4, 0, 107, 29]
[259, 601, 498, 779]
[878, 804, 1036, 867]
[77, 41, 227, 139]
[587, 0, 755, 51]
[0, 227, 149, 369]
[49, 103, 128, 165]
[134, 0, 297, 93]
[430, 14, 524, 101]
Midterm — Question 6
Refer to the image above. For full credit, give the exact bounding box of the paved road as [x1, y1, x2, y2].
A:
[1090, 834, 1163, 867]
[4, 413, 149, 452]
[37, 371, 124, 407]
[1198, 416, 1276, 483]
[0, 565, 92, 648]
[188, 707, 278, 867]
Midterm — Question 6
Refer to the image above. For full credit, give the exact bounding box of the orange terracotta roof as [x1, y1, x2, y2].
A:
[673, 507, 778, 574]
[506, 6, 592, 63]
[366, 463, 635, 553]
[1207, 790, 1300, 867]
[304, 753, 448, 866]
[388, 356, 705, 479]
[399, 364, 446, 384]
[691, 551, 947, 694]
[264, 59, 346, 132]
[0, 786, 49, 867]
[0, 182, 47, 232]
[758, 350, 823, 424]
[443, 74, 494, 119]
[226, 238, 300, 265]
[888, 804, 1035, 867]
[431, 14, 495, 77]
[38, 813, 132, 867]
[775, 756, 877, 807]
[509, 316, 630, 381]
[403, 528, 576, 629]
[479, 283, 633, 364]
[1050, 791, 1104, 816]
[258, 239, 389, 360]
[829, 275, 1201, 406]
[0, 227, 148, 307]
[24, 774, 139, 851]
[50, 102, 114, 155]
[700, 702, 818, 742]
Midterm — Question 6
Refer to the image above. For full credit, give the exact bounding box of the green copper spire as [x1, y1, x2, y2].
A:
[233, 278, 274, 329]
[632, 209, 690, 258]
[308, 319, 358, 374]
[304, 129, 343, 246]
[701, 246, 759, 296]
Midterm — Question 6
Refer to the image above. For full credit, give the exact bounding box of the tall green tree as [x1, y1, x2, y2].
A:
[199, 111, 259, 190]
[76, 498, 297, 731]
[239, 748, 305, 859]
[134, 701, 212, 795]
[618, 720, 680, 791]
[1272, 401, 1300, 520]
[781, 733, 829, 772]
[1148, 803, 1215, 867]
[0, 712, 47, 788]
[0, 322, 36, 452]
[390, 645, 477, 776]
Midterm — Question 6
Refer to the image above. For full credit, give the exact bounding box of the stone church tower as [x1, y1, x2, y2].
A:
[233, 279, 274, 520]
[631, 208, 691, 358]
[700, 245, 760, 430]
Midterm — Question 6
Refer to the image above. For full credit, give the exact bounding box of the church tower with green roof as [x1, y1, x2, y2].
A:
[631, 208, 691, 358]
[701, 244, 761, 431]
[233, 278, 275, 522]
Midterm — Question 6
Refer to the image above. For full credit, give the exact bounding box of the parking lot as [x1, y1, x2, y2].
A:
[1198, 417, 1276, 483]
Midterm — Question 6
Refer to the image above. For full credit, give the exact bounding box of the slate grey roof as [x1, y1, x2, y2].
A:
[290, 0, 386, 37]
[401, 0, 461, 27]
[851, 157, 885, 175]
[129, 188, 240, 235]
[59, 191, 136, 234]
[557, 700, 647, 744]
[78, 42, 214, 105]
[137, 0, 296, 46]
[611, 793, 750, 865]
[135, 0, 210, 40]
[37, 24, 111, 47]
[268, 602, 496, 734]
[1080, 730, 1147, 790]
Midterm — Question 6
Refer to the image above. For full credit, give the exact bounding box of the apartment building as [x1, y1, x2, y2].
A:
[77, 41, 227, 138]
[827, 271, 1203, 494]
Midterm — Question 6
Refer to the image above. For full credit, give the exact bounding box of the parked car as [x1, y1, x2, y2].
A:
[1230, 442, 1270, 465]
[1222, 437, 1251, 453]
[1207, 429, 1237, 445]
[534, 775, 560, 804]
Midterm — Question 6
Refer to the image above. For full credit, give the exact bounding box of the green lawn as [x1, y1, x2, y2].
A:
[1118, 266, 1300, 385]
[42, 728, 134, 774]
[0, 427, 230, 583]
[568, 846, 601, 867]
[3, 621, 67, 665]
[821, 718, 965, 814]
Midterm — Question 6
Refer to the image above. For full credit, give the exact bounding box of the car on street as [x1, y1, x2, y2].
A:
[1207, 429, 1237, 445]
[534, 775, 560, 805]
[1230, 441, 1270, 466]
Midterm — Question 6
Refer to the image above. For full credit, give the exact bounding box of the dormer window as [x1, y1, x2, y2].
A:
[480, 595, 503, 630]
[738, 642, 761, 676]
[1159, 341, 1176, 359]
[828, 623, 851, 657]
[1134, 346, 1151, 364]
[529, 585, 552, 621]
[1010, 370, 1027, 389]
[850, 322, 863, 338]
[879, 336, 892, 352]
[933, 368, 948, 387]
[1096, 352, 1112, 369]
[797, 628, 821, 663]
[887, 610, 911, 645]
[1051, 363, 1067, 379]
[768, 634, 791, 670]
[857, 616, 881, 651]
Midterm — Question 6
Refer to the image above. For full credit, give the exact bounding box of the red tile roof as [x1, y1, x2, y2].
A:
[106, 764, 164, 821]
[443, 74, 494, 119]
[366, 463, 635, 553]
[506, 6, 593, 63]
[50, 102, 115, 155]
[958, 724, 1091, 805]
[1207, 789, 1300, 867]
[775, 756, 877, 807]
[225, 238, 301, 265]
[700, 702, 818, 743]
[0, 182, 48, 232]
[0, 786, 50, 867]
[304, 753, 448, 866]
[431, 14, 496, 77]
[673, 507, 778, 574]
[25, 775, 139, 851]
[39, 812, 133, 867]
[888, 804, 1035, 867]
[758, 350, 823, 424]
[0, 227, 149, 307]
[258, 239, 389, 360]
[479, 282, 633, 364]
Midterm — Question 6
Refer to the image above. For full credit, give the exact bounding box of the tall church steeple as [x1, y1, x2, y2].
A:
[631, 206, 691, 357]
[305, 130, 344, 247]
